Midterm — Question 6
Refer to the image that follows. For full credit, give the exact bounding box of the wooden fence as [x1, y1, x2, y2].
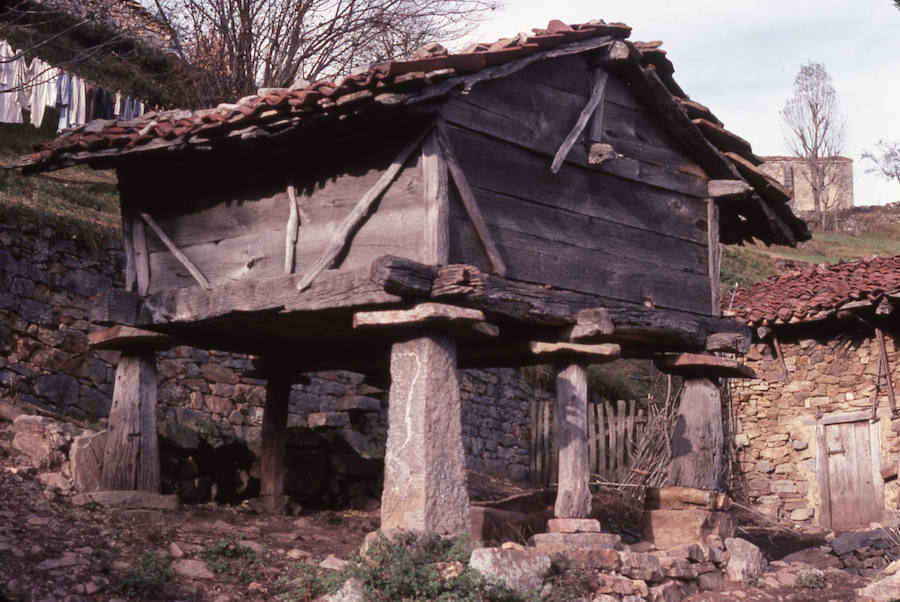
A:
[530, 394, 646, 485]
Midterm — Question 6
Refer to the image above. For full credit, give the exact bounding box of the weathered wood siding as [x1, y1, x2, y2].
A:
[117, 126, 427, 294]
[442, 54, 712, 315]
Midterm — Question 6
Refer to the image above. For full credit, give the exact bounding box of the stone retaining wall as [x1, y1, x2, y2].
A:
[729, 329, 900, 526]
[0, 224, 535, 484]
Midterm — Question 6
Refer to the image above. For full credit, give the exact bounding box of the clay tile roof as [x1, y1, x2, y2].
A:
[726, 255, 900, 328]
[11, 17, 810, 246]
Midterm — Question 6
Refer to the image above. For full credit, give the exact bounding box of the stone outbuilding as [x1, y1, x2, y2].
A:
[759, 155, 854, 215]
[727, 256, 900, 529]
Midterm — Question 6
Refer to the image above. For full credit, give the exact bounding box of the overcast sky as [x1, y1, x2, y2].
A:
[463, 0, 900, 206]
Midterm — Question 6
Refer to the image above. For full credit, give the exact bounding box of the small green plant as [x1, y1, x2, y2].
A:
[113, 551, 173, 599]
[795, 571, 826, 589]
[199, 537, 264, 584]
[273, 562, 348, 601]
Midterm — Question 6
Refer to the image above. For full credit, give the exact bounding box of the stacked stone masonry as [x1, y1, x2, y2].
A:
[0, 225, 535, 488]
[730, 331, 900, 526]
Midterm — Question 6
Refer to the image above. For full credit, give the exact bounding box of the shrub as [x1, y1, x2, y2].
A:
[114, 551, 173, 599]
[199, 537, 264, 584]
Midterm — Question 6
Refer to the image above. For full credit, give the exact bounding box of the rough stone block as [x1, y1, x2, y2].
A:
[697, 570, 725, 591]
[596, 573, 647, 597]
[563, 548, 620, 571]
[307, 412, 350, 428]
[70, 430, 108, 492]
[547, 518, 601, 533]
[71, 490, 179, 510]
[12, 414, 78, 469]
[529, 532, 623, 554]
[468, 547, 550, 593]
[642, 508, 735, 550]
[723, 537, 767, 582]
[618, 551, 663, 582]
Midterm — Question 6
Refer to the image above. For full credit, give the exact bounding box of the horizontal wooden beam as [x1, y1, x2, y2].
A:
[653, 352, 755, 378]
[529, 341, 620, 362]
[708, 179, 753, 201]
[88, 288, 144, 326]
[88, 325, 178, 350]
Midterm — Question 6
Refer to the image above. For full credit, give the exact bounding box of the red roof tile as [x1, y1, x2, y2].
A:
[726, 255, 900, 327]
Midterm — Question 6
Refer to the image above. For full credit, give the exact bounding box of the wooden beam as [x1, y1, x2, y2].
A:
[130, 208, 150, 296]
[529, 341, 620, 362]
[421, 129, 450, 265]
[88, 325, 178, 351]
[296, 122, 434, 291]
[667, 378, 723, 491]
[138, 210, 211, 290]
[567, 307, 615, 341]
[88, 288, 143, 326]
[772, 335, 789, 382]
[284, 184, 300, 274]
[259, 365, 291, 512]
[876, 327, 897, 412]
[551, 67, 609, 173]
[654, 352, 755, 379]
[436, 121, 507, 276]
[708, 179, 753, 201]
[725, 152, 791, 204]
[101, 351, 160, 492]
[555, 362, 591, 518]
[708, 198, 721, 317]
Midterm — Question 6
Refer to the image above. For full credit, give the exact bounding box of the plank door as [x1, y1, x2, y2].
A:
[819, 419, 883, 529]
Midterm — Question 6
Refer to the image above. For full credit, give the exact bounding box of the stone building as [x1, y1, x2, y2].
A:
[759, 155, 854, 214]
[726, 256, 900, 529]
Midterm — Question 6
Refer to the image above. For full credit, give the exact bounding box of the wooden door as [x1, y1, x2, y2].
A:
[817, 419, 883, 529]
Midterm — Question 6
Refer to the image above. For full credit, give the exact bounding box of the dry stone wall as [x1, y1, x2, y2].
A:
[0, 224, 535, 489]
[729, 329, 900, 526]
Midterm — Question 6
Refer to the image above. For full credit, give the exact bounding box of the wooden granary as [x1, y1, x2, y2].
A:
[20, 20, 808, 533]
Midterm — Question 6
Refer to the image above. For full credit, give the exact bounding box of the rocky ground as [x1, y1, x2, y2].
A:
[0, 417, 898, 601]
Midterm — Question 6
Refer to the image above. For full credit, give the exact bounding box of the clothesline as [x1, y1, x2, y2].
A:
[0, 38, 154, 131]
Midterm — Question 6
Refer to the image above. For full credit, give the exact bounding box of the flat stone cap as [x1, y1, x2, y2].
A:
[653, 352, 755, 378]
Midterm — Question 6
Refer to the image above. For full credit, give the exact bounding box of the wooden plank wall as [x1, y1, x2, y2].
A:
[442, 54, 712, 315]
[118, 124, 429, 294]
[531, 394, 646, 486]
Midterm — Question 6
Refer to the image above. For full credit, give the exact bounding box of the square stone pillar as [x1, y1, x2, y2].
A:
[555, 362, 591, 519]
[381, 333, 470, 535]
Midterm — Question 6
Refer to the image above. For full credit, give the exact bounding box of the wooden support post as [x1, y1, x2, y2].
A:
[667, 378, 724, 491]
[876, 327, 897, 412]
[101, 350, 160, 491]
[554, 362, 591, 519]
[381, 333, 470, 535]
[259, 366, 291, 512]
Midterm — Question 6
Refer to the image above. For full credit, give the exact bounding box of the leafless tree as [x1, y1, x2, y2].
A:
[780, 62, 846, 230]
[862, 139, 900, 185]
[144, 0, 501, 107]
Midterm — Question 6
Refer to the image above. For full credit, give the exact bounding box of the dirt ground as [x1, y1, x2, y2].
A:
[0, 421, 884, 601]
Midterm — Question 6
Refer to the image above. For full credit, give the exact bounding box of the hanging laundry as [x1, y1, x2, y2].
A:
[113, 91, 121, 118]
[70, 75, 86, 127]
[0, 40, 25, 123]
[26, 59, 59, 128]
[56, 70, 71, 131]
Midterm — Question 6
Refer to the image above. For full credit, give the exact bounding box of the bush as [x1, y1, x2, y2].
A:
[795, 571, 826, 589]
[199, 537, 264, 584]
[114, 551, 173, 599]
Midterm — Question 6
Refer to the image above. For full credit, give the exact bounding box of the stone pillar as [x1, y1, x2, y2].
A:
[667, 378, 723, 491]
[381, 333, 470, 535]
[101, 350, 160, 491]
[554, 362, 591, 519]
[259, 368, 291, 512]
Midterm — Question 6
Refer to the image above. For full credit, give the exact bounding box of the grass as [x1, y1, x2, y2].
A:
[0, 122, 121, 247]
[199, 537, 265, 584]
[795, 571, 826, 589]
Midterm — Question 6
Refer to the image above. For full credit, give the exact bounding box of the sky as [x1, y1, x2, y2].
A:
[463, 0, 900, 206]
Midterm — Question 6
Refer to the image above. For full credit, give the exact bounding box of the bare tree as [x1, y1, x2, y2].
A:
[780, 62, 846, 229]
[862, 139, 900, 185]
[144, 0, 501, 107]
